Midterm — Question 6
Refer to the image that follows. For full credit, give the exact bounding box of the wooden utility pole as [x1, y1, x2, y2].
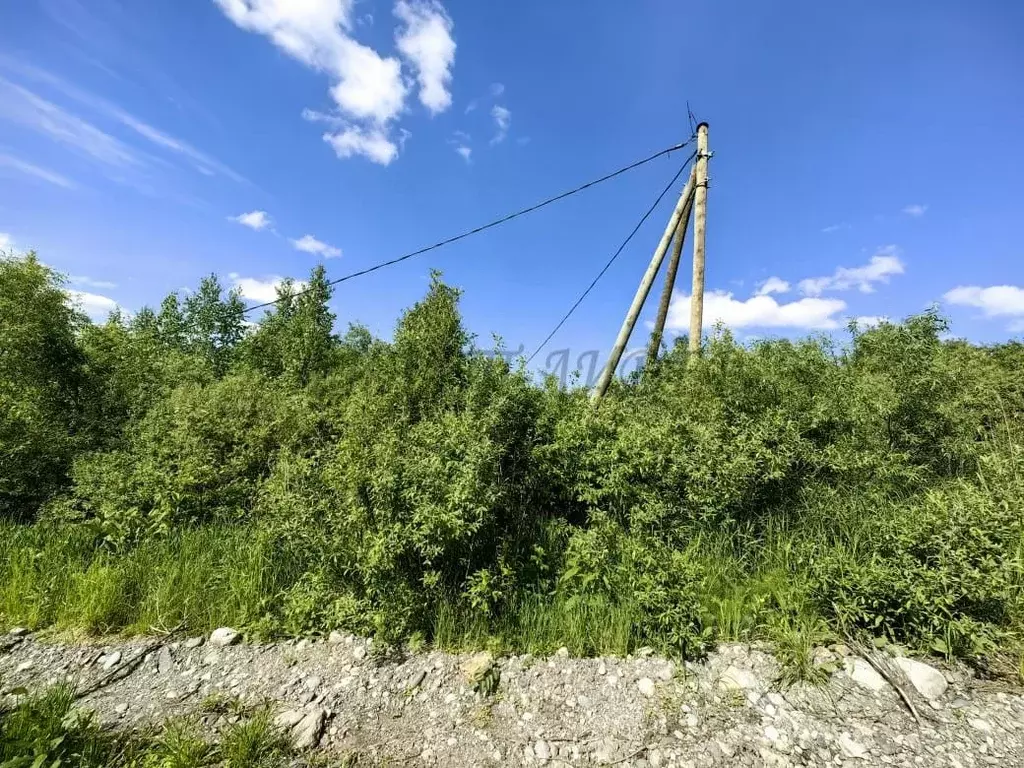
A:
[645, 166, 697, 369]
[689, 122, 710, 354]
[591, 169, 699, 404]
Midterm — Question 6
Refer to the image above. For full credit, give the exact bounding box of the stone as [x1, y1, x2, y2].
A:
[764, 725, 781, 743]
[969, 718, 993, 733]
[554, 646, 570, 658]
[838, 733, 868, 760]
[305, 675, 322, 691]
[461, 651, 495, 684]
[274, 709, 306, 729]
[327, 631, 346, 645]
[292, 709, 327, 750]
[101, 651, 122, 671]
[637, 677, 656, 697]
[894, 657, 948, 700]
[843, 658, 888, 693]
[157, 646, 174, 674]
[16, 661, 32, 672]
[407, 670, 427, 690]
[8, 627, 29, 637]
[209, 628, 241, 647]
[352, 646, 367, 661]
[114, 703, 129, 715]
[719, 665, 758, 691]
[656, 664, 674, 681]
[534, 740, 551, 761]
[184, 637, 204, 650]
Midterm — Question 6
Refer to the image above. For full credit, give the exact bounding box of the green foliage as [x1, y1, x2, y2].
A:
[1, 252, 1023, 663]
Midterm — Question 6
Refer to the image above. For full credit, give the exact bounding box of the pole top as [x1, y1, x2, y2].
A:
[696, 121, 709, 131]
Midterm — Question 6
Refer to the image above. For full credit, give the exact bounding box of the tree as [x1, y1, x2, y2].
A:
[0, 253, 87, 518]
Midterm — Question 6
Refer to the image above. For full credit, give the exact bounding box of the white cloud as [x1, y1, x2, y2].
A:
[943, 285, 1024, 320]
[229, 273, 309, 303]
[798, 248, 905, 296]
[232, 210, 272, 230]
[0, 77, 140, 168]
[666, 290, 847, 331]
[229, 272, 305, 303]
[394, 0, 456, 115]
[67, 290, 119, 321]
[0, 153, 77, 189]
[69, 275, 117, 290]
[490, 104, 510, 145]
[455, 144, 471, 162]
[902, 204, 928, 217]
[214, 0, 451, 165]
[323, 124, 398, 165]
[853, 315, 887, 329]
[0, 232, 12, 251]
[821, 222, 849, 234]
[292, 234, 342, 258]
[755, 276, 790, 296]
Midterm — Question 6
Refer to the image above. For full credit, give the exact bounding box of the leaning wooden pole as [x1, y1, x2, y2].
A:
[645, 167, 697, 370]
[689, 122, 710, 354]
[591, 169, 699, 405]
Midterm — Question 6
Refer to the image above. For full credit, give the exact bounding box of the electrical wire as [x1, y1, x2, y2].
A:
[241, 138, 695, 315]
[524, 149, 698, 364]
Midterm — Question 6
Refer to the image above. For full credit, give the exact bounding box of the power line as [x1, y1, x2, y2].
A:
[242, 138, 695, 315]
[524, 150, 698, 364]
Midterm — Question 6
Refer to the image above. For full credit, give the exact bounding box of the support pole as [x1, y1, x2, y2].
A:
[689, 122, 710, 354]
[645, 166, 697, 370]
[591, 168, 699, 405]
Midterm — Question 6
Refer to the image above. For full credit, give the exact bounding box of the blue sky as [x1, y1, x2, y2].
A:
[2, 0, 1023, 370]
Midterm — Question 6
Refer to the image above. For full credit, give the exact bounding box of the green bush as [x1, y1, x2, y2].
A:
[1, 252, 1022, 661]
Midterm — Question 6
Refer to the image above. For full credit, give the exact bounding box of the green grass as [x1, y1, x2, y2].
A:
[0, 523, 304, 636]
[0, 685, 294, 768]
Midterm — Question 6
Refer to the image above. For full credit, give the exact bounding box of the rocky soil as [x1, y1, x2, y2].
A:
[2, 628, 1023, 767]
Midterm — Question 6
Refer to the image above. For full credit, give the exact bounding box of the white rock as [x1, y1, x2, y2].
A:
[843, 658, 888, 692]
[719, 665, 758, 691]
[838, 733, 868, 759]
[114, 703, 129, 715]
[16, 661, 33, 672]
[637, 677, 656, 697]
[292, 708, 327, 749]
[184, 637, 204, 649]
[407, 670, 427, 690]
[894, 657, 947, 700]
[597, 661, 607, 675]
[8, 627, 29, 637]
[656, 663, 674, 681]
[534, 740, 551, 761]
[274, 710, 305, 729]
[209, 627, 241, 647]
[764, 725, 781, 743]
[101, 651, 122, 671]
[352, 646, 367, 661]
[327, 631, 346, 645]
[554, 646, 569, 658]
[969, 718, 993, 733]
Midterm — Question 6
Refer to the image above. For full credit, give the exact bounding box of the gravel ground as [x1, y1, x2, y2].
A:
[2, 629, 1023, 767]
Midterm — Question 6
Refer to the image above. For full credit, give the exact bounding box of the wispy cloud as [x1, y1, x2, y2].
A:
[0, 153, 78, 189]
[0, 76, 141, 168]
[232, 210, 272, 230]
[455, 145, 471, 162]
[902, 204, 928, 217]
[821, 222, 849, 234]
[798, 247, 905, 296]
[490, 104, 510, 145]
[0, 59, 246, 183]
[292, 234, 342, 258]
[69, 274, 117, 290]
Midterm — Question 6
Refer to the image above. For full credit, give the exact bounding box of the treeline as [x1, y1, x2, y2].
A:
[1, 252, 1022, 661]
